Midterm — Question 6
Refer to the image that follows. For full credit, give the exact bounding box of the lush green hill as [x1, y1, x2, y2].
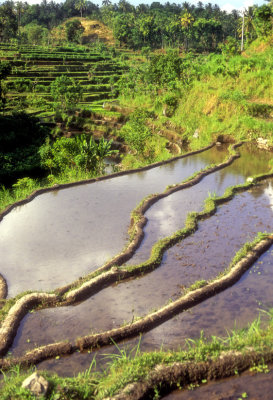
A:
[117, 36, 273, 155]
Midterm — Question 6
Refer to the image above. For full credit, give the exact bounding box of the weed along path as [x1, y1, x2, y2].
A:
[0, 143, 273, 398]
[9, 178, 273, 358]
[0, 145, 222, 297]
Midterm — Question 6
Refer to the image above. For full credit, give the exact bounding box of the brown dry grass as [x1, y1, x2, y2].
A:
[51, 18, 115, 45]
[80, 18, 115, 45]
[202, 95, 219, 115]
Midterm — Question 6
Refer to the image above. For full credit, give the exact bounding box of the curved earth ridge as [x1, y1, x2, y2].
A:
[105, 349, 273, 400]
[0, 143, 242, 356]
[0, 145, 271, 365]
[0, 234, 271, 367]
[54, 142, 243, 297]
[0, 142, 238, 301]
[0, 164, 272, 359]
[0, 142, 216, 301]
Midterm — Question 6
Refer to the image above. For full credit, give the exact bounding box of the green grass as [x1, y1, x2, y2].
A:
[117, 39, 273, 149]
[1, 310, 273, 399]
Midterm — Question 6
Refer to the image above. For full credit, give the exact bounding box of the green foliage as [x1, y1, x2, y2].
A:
[193, 18, 223, 52]
[161, 92, 179, 116]
[39, 134, 116, 175]
[147, 50, 194, 88]
[219, 36, 240, 56]
[21, 23, 49, 45]
[10, 78, 32, 93]
[65, 19, 84, 43]
[253, 5, 273, 37]
[50, 75, 83, 111]
[0, 112, 49, 185]
[0, 1, 17, 41]
[12, 177, 36, 191]
[119, 108, 151, 154]
[0, 61, 11, 112]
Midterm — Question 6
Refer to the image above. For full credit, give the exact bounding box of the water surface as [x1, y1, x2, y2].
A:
[0, 146, 226, 297]
[128, 144, 273, 264]
[10, 180, 273, 359]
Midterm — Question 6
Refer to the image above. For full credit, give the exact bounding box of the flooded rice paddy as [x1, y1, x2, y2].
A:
[0, 145, 227, 297]
[128, 143, 273, 265]
[0, 142, 273, 396]
[10, 179, 273, 357]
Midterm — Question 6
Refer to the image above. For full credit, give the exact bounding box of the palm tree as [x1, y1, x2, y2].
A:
[15, 1, 25, 32]
[75, 0, 86, 18]
[181, 11, 194, 51]
[102, 0, 112, 6]
[238, 7, 255, 44]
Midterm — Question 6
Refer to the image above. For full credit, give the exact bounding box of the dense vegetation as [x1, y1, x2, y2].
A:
[0, 0, 272, 207]
[0, 0, 271, 50]
[0, 0, 240, 50]
[0, 0, 272, 397]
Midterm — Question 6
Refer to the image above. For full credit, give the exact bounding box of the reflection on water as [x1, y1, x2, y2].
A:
[141, 243, 273, 352]
[1, 143, 273, 380]
[265, 180, 273, 211]
[128, 144, 273, 265]
[10, 180, 273, 363]
[0, 146, 226, 297]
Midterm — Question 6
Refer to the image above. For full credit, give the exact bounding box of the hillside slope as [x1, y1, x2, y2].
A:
[51, 18, 115, 45]
[117, 36, 273, 154]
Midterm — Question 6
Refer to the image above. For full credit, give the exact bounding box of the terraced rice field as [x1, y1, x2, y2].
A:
[0, 142, 273, 398]
[0, 43, 124, 116]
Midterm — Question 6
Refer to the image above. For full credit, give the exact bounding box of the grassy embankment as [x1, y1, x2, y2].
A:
[118, 36, 273, 153]
[1, 294, 273, 398]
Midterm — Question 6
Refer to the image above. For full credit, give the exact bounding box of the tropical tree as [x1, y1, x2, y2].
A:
[253, 5, 273, 36]
[0, 1, 17, 41]
[237, 7, 256, 43]
[15, 1, 25, 32]
[193, 18, 222, 51]
[181, 11, 194, 50]
[50, 75, 83, 111]
[75, 0, 86, 18]
[65, 18, 84, 42]
[39, 135, 116, 175]
[75, 135, 116, 172]
[119, 108, 151, 155]
[102, 0, 111, 6]
[22, 23, 48, 45]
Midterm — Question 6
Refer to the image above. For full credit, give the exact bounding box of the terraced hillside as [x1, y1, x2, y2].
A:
[0, 43, 126, 133]
[0, 142, 272, 399]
